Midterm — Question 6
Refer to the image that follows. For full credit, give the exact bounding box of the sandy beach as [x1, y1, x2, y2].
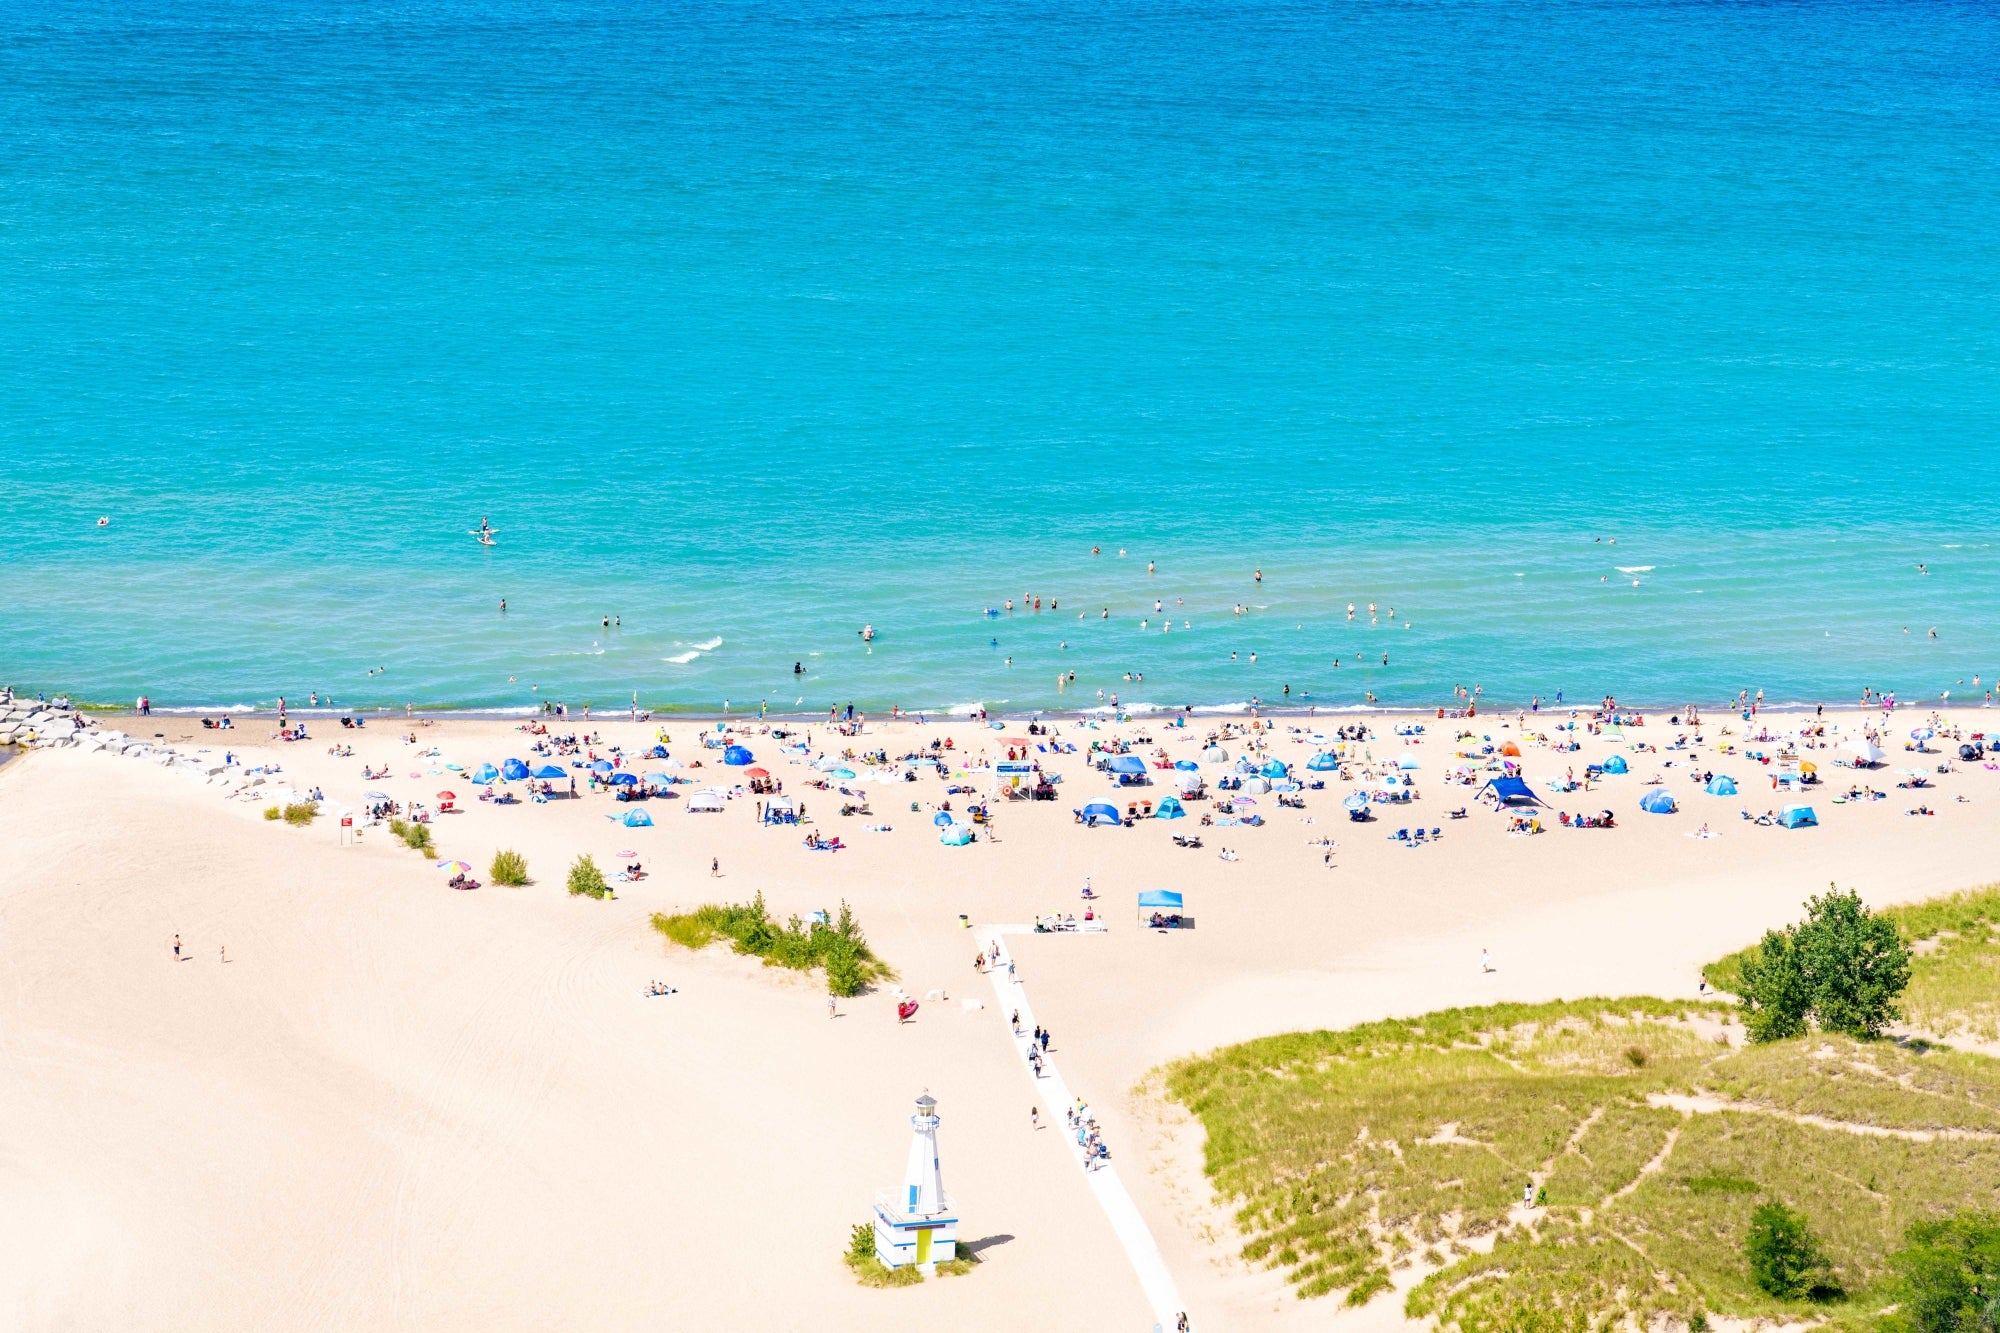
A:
[4, 702, 1997, 1330]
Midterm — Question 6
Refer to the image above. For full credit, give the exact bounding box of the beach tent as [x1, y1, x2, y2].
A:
[604, 771, 636, 786]
[1201, 746, 1228, 764]
[1780, 804, 1818, 828]
[1306, 752, 1339, 771]
[1601, 755, 1628, 775]
[1173, 772, 1204, 793]
[762, 795, 796, 823]
[1499, 741, 1521, 757]
[620, 809, 653, 827]
[531, 764, 566, 780]
[723, 745, 753, 766]
[1239, 776, 1270, 795]
[1396, 754, 1421, 771]
[1480, 776, 1544, 807]
[1260, 760, 1289, 779]
[686, 788, 727, 813]
[932, 811, 955, 827]
[1846, 737, 1886, 765]
[1138, 889, 1183, 910]
[470, 763, 501, 785]
[1080, 802, 1123, 826]
[1107, 755, 1147, 775]
[1638, 786, 1677, 814]
[643, 772, 674, 788]
[1705, 775, 1738, 796]
[1173, 759, 1200, 771]
[831, 768, 856, 780]
[812, 754, 843, 771]
[500, 758, 530, 781]
[939, 824, 973, 846]
[1153, 797, 1186, 819]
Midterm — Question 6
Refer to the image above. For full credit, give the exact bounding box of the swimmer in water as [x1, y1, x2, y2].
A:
[1254, 568, 1262, 583]
[96, 516, 109, 527]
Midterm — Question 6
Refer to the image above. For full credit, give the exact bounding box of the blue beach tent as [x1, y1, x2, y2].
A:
[1780, 805, 1818, 829]
[1306, 752, 1339, 771]
[531, 764, 567, 780]
[609, 771, 639, 786]
[1153, 797, 1186, 819]
[722, 745, 754, 766]
[500, 758, 530, 781]
[1602, 754, 1628, 775]
[1080, 802, 1123, 826]
[469, 763, 500, 785]
[1705, 775, 1738, 796]
[1261, 760, 1289, 779]
[1107, 755, 1147, 775]
[1480, 776, 1544, 806]
[1638, 786, 1677, 814]
[620, 809, 653, 827]
[933, 811, 955, 827]
[1173, 759, 1200, 771]
[1137, 889, 1183, 910]
[940, 824, 973, 846]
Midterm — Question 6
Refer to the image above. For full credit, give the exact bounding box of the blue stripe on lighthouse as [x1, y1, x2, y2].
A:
[908, 1184, 918, 1208]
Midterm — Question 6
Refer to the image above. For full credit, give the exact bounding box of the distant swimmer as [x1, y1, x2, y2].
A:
[499, 598, 506, 612]
[860, 624, 875, 641]
[96, 516, 109, 527]
[1254, 568, 1263, 583]
[1091, 546, 1100, 555]
[793, 662, 804, 674]
[1147, 561, 1155, 575]
[1918, 563, 1929, 574]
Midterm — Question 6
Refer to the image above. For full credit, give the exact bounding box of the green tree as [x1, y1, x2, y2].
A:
[1740, 885, 1910, 1042]
[1746, 1202, 1838, 1300]
[1891, 1212, 2000, 1333]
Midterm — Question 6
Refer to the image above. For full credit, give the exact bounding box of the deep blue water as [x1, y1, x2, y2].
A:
[4, 0, 1998, 714]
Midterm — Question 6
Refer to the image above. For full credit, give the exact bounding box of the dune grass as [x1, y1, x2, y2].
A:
[388, 818, 433, 854]
[281, 800, 319, 826]
[489, 849, 529, 887]
[652, 893, 890, 996]
[1162, 994, 2000, 1333]
[1707, 883, 2000, 1044]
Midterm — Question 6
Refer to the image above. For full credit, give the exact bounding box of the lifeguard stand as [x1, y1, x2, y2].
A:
[872, 1092, 958, 1273]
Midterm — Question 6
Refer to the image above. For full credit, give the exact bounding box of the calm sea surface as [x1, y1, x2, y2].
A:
[4, 0, 1998, 714]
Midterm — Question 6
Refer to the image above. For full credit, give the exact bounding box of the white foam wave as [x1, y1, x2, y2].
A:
[664, 651, 701, 665]
[693, 637, 723, 651]
[1616, 566, 1655, 573]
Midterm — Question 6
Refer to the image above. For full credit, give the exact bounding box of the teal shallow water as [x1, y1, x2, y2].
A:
[3, 0, 1999, 714]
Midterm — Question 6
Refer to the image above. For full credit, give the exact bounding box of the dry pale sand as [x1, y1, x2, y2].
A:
[3, 706, 1995, 1331]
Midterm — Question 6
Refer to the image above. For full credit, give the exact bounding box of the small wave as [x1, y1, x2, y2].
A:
[947, 701, 1008, 716]
[1616, 566, 1655, 574]
[693, 637, 723, 651]
[664, 651, 701, 665]
[1192, 701, 1254, 715]
[156, 703, 258, 714]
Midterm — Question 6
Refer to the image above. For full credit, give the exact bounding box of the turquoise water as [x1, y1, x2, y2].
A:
[4, 0, 1999, 715]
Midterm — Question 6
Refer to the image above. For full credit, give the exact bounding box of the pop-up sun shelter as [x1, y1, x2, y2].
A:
[1153, 796, 1186, 819]
[1306, 752, 1339, 771]
[686, 788, 727, 813]
[1846, 737, 1886, 766]
[1107, 755, 1147, 776]
[500, 758, 530, 781]
[722, 745, 753, 766]
[1479, 776, 1544, 807]
[1780, 804, 1818, 828]
[620, 808, 653, 827]
[1080, 802, 1123, 826]
[1705, 775, 1738, 796]
[531, 764, 567, 780]
[1602, 754, 1628, 775]
[1138, 888, 1185, 924]
[470, 763, 500, 785]
[1638, 786, 1677, 814]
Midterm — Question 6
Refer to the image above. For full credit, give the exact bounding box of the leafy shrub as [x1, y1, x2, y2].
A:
[1740, 885, 1910, 1041]
[390, 818, 433, 854]
[847, 1224, 875, 1262]
[489, 849, 529, 886]
[1745, 1201, 1838, 1300]
[282, 801, 318, 826]
[652, 893, 889, 994]
[263, 805, 281, 821]
[567, 854, 610, 899]
[1889, 1211, 2000, 1333]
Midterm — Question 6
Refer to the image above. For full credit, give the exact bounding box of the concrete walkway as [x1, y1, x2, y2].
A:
[978, 924, 1190, 1333]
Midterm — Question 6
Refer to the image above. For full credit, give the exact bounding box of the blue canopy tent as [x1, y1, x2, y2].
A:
[1480, 776, 1545, 807]
[1306, 752, 1339, 771]
[1153, 796, 1186, 819]
[1706, 775, 1738, 796]
[1602, 754, 1628, 775]
[1780, 804, 1818, 829]
[1080, 802, 1123, 826]
[1638, 786, 1677, 814]
[1138, 888, 1186, 926]
[722, 745, 754, 766]
[620, 809, 653, 827]
[1107, 755, 1147, 775]
[469, 763, 500, 785]
[531, 764, 567, 780]
[500, 758, 530, 781]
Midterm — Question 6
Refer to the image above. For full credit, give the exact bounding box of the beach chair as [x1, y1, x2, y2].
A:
[1391, 828, 1409, 842]
[1431, 827, 1441, 840]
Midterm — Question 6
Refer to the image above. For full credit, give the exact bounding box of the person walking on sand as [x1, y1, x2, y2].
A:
[1031, 1106, 1040, 1130]
[219, 944, 227, 964]
[1481, 948, 1493, 973]
[171, 933, 181, 961]
[710, 857, 720, 877]
[828, 996, 837, 1019]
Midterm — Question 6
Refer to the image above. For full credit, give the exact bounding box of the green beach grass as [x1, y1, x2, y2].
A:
[653, 894, 889, 996]
[1161, 886, 2000, 1332]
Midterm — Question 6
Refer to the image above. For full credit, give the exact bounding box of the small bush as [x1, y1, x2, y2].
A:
[390, 818, 433, 854]
[1624, 1045, 1649, 1067]
[1746, 1201, 1839, 1300]
[568, 854, 610, 900]
[934, 1240, 980, 1277]
[652, 894, 890, 993]
[490, 849, 529, 887]
[263, 805, 281, 821]
[282, 801, 319, 826]
[847, 1224, 875, 1262]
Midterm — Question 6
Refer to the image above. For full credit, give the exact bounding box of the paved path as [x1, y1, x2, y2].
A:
[978, 924, 1190, 1333]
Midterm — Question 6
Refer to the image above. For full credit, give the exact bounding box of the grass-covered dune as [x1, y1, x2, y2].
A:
[1162, 886, 2000, 1333]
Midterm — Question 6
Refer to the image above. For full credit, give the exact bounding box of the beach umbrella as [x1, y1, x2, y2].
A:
[436, 790, 457, 800]
[435, 859, 471, 873]
[933, 811, 955, 827]
[1306, 752, 1338, 771]
[531, 764, 567, 779]
[1174, 759, 1200, 771]
[609, 771, 640, 785]
[745, 767, 770, 779]
[1239, 777, 1270, 794]
[1912, 728, 1933, 740]
[1108, 755, 1147, 775]
[500, 758, 530, 781]
[621, 809, 653, 827]
[1845, 737, 1885, 764]
[362, 789, 390, 801]
[1232, 795, 1257, 807]
[1397, 754, 1420, 770]
[1173, 772, 1204, 793]
[470, 763, 500, 785]
[643, 772, 673, 787]
[588, 759, 615, 774]
[1343, 792, 1371, 812]
[723, 745, 754, 765]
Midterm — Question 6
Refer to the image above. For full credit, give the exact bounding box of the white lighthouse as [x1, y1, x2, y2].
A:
[872, 1092, 959, 1274]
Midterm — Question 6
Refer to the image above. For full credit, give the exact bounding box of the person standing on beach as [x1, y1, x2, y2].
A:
[171, 933, 181, 960]
[710, 857, 720, 877]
